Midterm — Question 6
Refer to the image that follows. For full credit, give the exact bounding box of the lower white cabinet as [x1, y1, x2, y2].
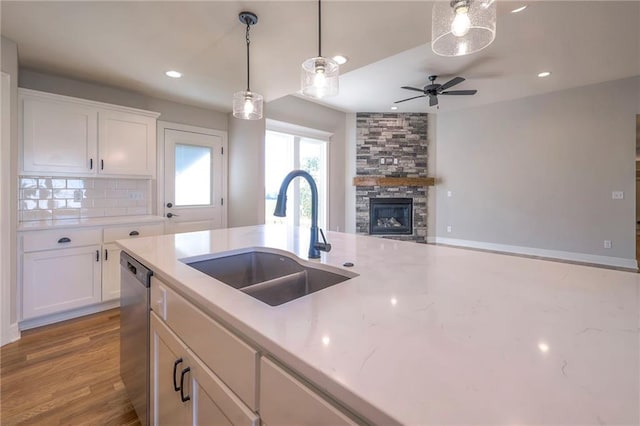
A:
[150, 313, 257, 426]
[22, 245, 102, 319]
[101, 243, 122, 302]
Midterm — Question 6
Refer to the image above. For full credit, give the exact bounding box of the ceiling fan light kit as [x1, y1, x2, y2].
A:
[233, 11, 263, 120]
[431, 0, 496, 57]
[301, 0, 339, 98]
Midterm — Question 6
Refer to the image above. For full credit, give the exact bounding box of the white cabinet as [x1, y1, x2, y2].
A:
[260, 357, 358, 426]
[22, 95, 97, 174]
[101, 243, 122, 302]
[150, 313, 256, 426]
[19, 89, 159, 178]
[98, 109, 156, 176]
[19, 219, 164, 324]
[22, 244, 102, 320]
[102, 223, 163, 302]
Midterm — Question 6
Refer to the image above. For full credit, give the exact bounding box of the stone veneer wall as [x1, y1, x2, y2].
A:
[356, 113, 428, 243]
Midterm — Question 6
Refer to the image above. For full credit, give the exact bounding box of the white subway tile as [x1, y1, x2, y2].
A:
[81, 208, 105, 218]
[66, 179, 86, 189]
[20, 200, 37, 211]
[93, 198, 118, 208]
[66, 200, 82, 209]
[105, 189, 127, 199]
[93, 179, 116, 189]
[51, 179, 66, 189]
[20, 178, 38, 189]
[84, 189, 106, 199]
[38, 178, 52, 189]
[116, 179, 137, 189]
[104, 208, 127, 217]
[22, 210, 53, 221]
[53, 189, 75, 199]
[117, 199, 137, 208]
[126, 207, 149, 215]
[53, 209, 81, 220]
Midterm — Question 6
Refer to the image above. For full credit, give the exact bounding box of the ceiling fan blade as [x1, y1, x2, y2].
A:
[439, 76, 465, 91]
[401, 86, 425, 93]
[441, 90, 478, 95]
[394, 95, 426, 104]
[429, 95, 438, 107]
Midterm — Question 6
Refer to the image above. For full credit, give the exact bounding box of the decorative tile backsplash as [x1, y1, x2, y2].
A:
[19, 177, 151, 221]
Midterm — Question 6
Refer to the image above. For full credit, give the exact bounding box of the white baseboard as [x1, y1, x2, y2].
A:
[431, 237, 638, 270]
[19, 300, 120, 331]
[1, 322, 20, 346]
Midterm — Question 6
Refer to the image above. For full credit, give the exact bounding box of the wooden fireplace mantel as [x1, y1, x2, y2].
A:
[352, 176, 436, 187]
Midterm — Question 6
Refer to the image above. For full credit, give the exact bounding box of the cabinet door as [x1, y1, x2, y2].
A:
[22, 245, 102, 319]
[22, 96, 98, 174]
[151, 313, 191, 426]
[101, 243, 121, 302]
[99, 110, 156, 177]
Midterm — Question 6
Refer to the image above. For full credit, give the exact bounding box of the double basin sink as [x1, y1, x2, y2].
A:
[182, 248, 358, 306]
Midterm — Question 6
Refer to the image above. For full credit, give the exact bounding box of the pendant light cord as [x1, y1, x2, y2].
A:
[318, 0, 322, 57]
[246, 20, 251, 92]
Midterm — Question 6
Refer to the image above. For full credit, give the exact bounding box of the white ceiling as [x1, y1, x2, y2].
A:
[2, 1, 639, 114]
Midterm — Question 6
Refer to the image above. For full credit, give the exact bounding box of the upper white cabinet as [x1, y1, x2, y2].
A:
[20, 89, 160, 178]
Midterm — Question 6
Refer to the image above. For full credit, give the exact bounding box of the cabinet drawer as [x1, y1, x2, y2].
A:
[22, 228, 102, 252]
[103, 223, 163, 243]
[260, 357, 358, 426]
[161, 283, 259, 411]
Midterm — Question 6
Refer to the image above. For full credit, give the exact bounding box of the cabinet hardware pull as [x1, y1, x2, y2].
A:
[104, 249, 108, 261]
[179, 367, 191, 402]
[57, 237, 71, 244]
[172, 358, 183, 392]
[89, 158, 93, 170]
[101, 159, 104, 170]
[96, 250, 100, 262]
[129, 230, 139, 236]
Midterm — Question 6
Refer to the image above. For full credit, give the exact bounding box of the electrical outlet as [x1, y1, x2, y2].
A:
[612, 191, 624, 200]
[380, 158, 385, 165]
[447, 191, 453, 198]
[128, 191, 143, 200]
[604, 240, 612, 249]
[447, 225, 452, 233]
[73, 190, 83, 202]
[393, 158, 398, 165]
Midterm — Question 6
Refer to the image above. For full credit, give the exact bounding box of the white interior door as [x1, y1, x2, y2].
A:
[163, 128, 226, 233]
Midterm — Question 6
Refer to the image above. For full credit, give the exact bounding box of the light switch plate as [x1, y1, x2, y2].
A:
[612, 191, 624, 200]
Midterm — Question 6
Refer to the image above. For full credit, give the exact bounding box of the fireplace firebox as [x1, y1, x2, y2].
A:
[369, 198, 413, 235]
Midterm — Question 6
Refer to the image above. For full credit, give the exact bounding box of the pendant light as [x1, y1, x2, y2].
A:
[301, 0, 339, 98]
[233, 12, 263, 120]
[432, 0, 496, 57]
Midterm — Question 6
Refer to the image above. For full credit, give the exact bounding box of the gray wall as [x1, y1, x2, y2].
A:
[1, 36, 18, 325]
[435, 76, 640, 264]
[227, 115, 266, 227]
[266, 96, 347, 232]
[19, 69, 228, 130]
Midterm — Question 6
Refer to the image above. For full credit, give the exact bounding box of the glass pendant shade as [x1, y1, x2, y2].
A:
[432, 0, 496, 57]
[301, 56, 339, 99]
[233, 91, 263, 120]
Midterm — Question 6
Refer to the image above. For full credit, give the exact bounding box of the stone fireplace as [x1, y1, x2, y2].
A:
[355, 112, 429, 243]
[369, 198, 413, 235]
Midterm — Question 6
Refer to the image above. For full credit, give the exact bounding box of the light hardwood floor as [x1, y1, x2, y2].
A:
[0, 309, 140, 425]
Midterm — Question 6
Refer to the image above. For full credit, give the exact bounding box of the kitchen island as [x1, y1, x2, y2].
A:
[117, 225, 639, 425]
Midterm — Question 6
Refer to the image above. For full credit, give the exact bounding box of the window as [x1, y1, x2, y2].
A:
[265, 126, 328, 230]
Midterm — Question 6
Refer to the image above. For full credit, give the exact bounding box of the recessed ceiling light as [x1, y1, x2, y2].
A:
[390, 106, 398, 111]
[511, 5, 528, 13]
[332, 55, 348, 65]
[165, 70, 182, 78]
[537, 71, 552, 78]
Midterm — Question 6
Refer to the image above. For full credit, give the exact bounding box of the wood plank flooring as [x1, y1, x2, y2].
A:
[0, 309, 140, 425]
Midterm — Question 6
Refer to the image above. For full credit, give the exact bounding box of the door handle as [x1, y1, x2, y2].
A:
[180, 367, 191, 402]
[166, 213, 179, 218]
[166, 202, 173, 208]
[172, 358, 183, 392]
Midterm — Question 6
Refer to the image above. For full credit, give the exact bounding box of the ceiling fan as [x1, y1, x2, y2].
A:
[395, 75, 478, 107]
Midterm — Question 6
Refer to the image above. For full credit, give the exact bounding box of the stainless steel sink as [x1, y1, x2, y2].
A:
[182, 249, 357, 306]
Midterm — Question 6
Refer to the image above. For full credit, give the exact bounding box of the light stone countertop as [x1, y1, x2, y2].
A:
[117, 225, 640, 425]
[17, 215, 165, 231]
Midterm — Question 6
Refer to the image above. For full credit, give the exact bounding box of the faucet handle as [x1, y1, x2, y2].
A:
[315, 228, 332, 253]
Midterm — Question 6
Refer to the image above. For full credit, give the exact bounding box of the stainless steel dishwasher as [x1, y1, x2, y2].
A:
[120, 251, 152, 426]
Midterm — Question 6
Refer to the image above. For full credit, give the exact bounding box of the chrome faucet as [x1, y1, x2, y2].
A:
[273, 170, 331, 259]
